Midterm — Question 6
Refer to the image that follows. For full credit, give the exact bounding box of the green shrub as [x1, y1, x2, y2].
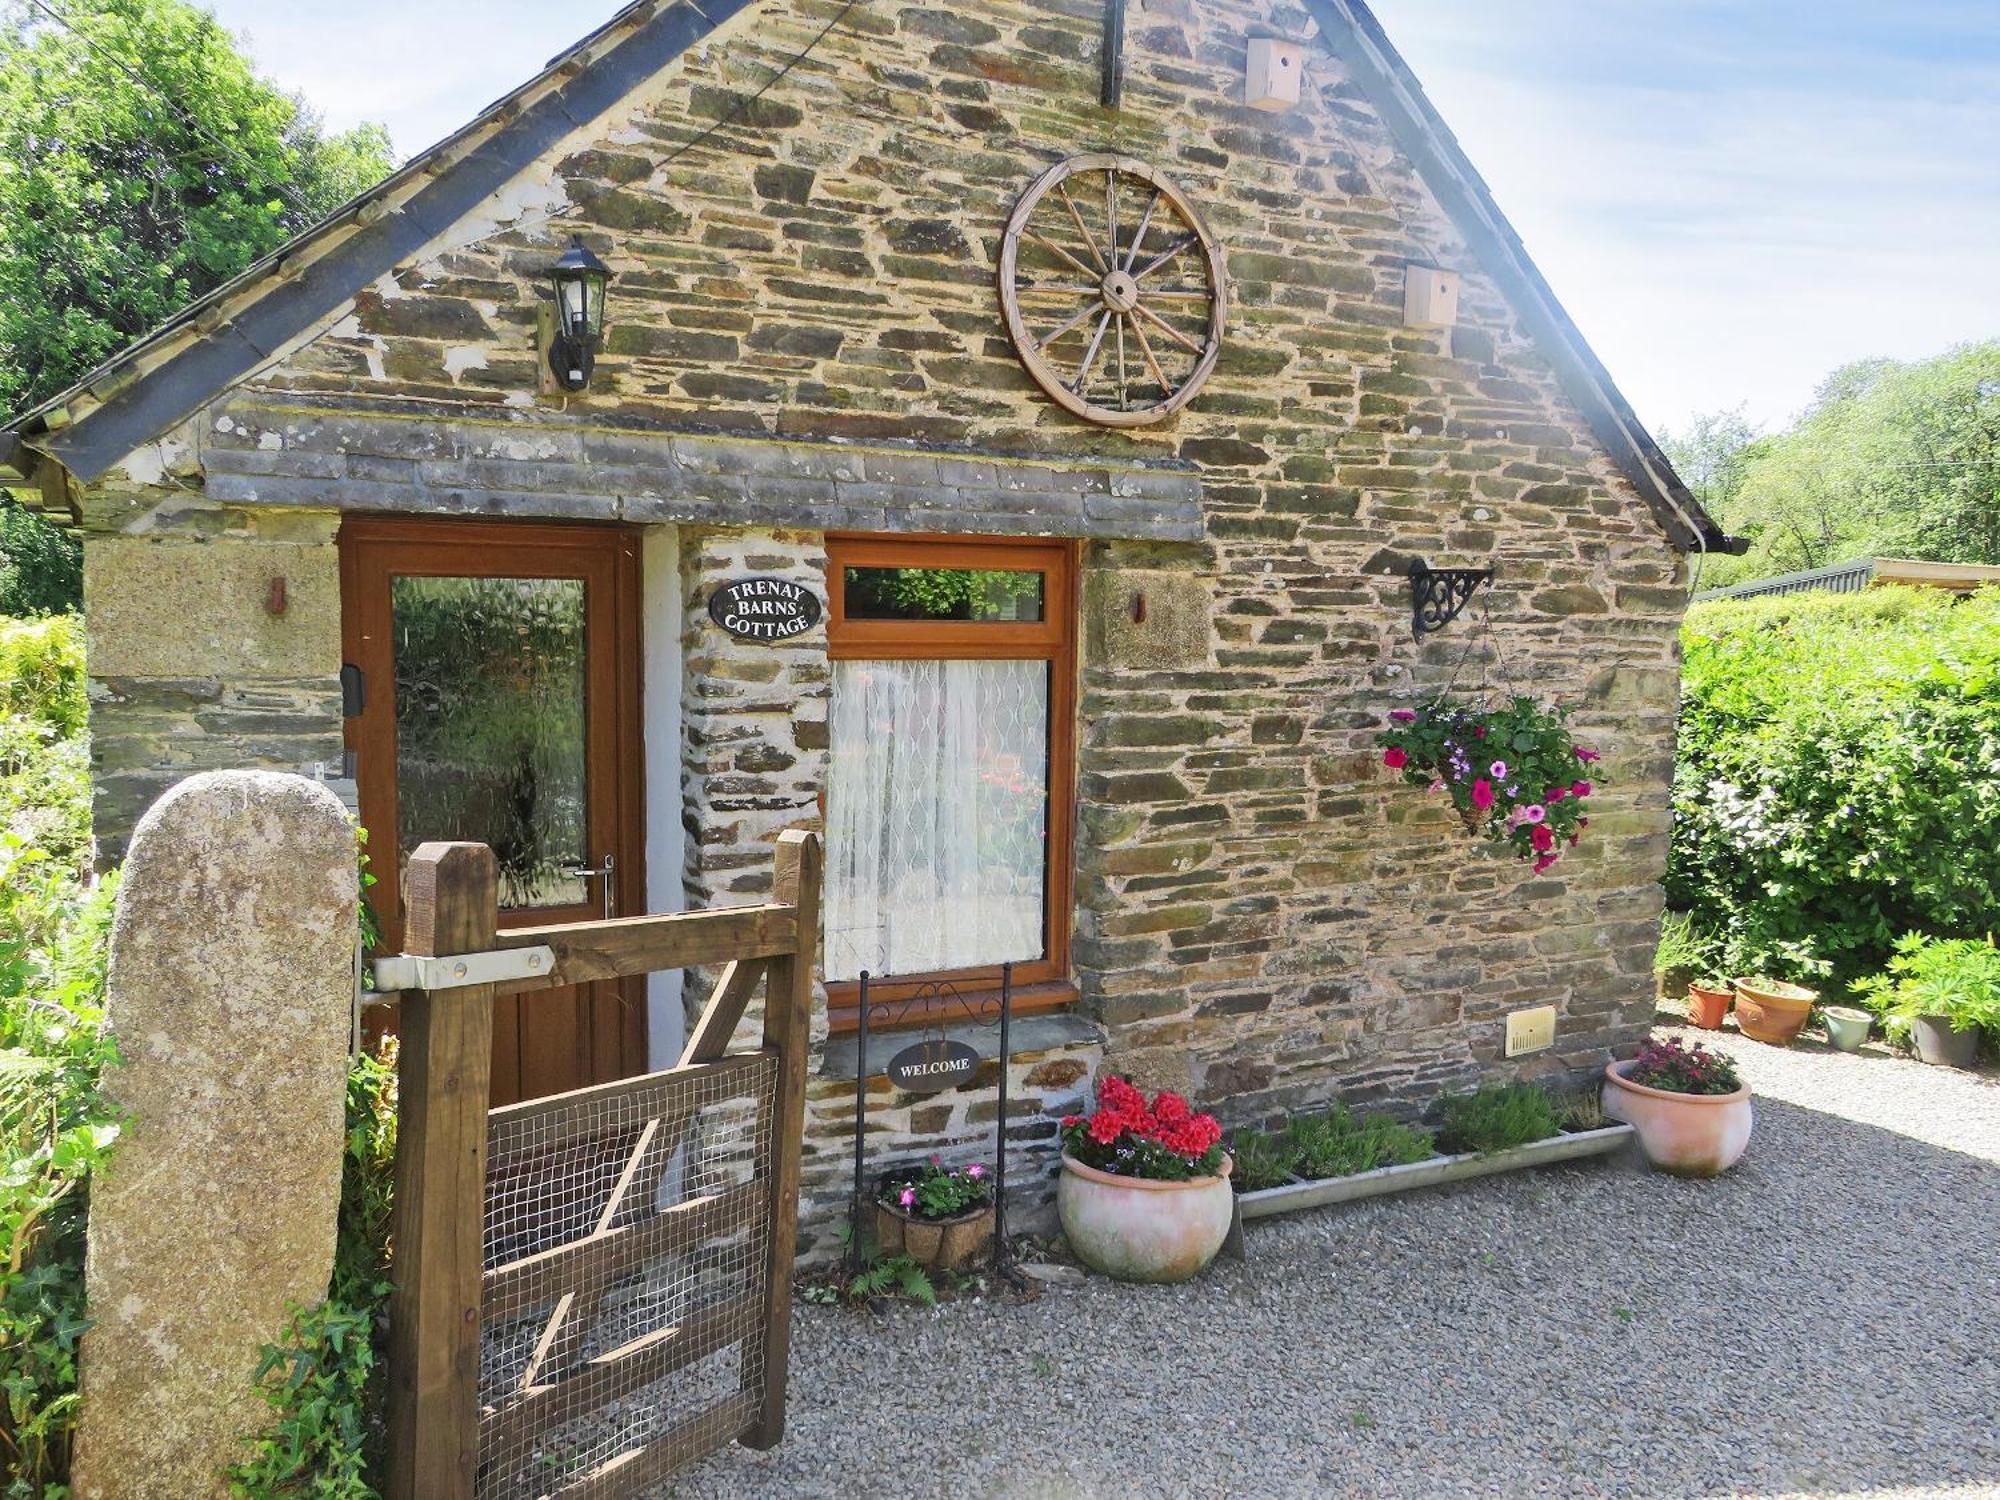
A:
[1436, 1083, 1560, 1155]
[1672, 587, 2000, 986]
[0, 843, 118, 1494]
[230, 1047, 397, 1498]
[1852, 933, 2000, 1049]
[1280, 1106, 1435, 1181]
[0, 608, 107, 1491]
[1227, 1126, 1302, 1192]
[0, 503, 82, 618]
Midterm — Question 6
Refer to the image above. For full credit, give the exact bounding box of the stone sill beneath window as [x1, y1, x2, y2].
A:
[817, 1005, 1103, 1083]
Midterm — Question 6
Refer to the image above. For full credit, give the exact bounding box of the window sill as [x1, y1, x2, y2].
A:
[817, 1005, 1104, 1084]
[823, 978, 1079, 1037]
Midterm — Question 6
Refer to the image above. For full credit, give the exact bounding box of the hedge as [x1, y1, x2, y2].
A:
[0, 615, 391, 1495]
[1669, 586, 2000, 985]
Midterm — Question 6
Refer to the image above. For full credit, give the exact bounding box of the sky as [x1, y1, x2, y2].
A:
[200, 0, 2000, 439]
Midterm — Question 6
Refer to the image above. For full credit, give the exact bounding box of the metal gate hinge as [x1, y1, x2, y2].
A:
[371, 945, 556, 993]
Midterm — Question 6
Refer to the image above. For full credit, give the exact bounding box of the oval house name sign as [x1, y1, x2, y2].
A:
[885, 1038, 981, 1095]
[708, 577, 822, 642]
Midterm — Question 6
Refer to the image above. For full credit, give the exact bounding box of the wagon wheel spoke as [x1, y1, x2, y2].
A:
[1115, 313, 1129, 408]
[1055, 181, 1109, 273]
[1142, 288, 1212, 301]
[1105, 169, 1120, 269]
[1132, 299, 1205, 356]
[1072, 310, 1114, 392]
[1127, 311, 1172, 396]
[1016, 282, 1100, 296]
[1134, 230, 1200, 281]
[1123, 188, 1162, 272]
[1024, 228, 1100, 281]
[1036, 299, 1100, 352]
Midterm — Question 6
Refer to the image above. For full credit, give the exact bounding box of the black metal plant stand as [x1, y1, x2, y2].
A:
[849, 963, 1022, 1285]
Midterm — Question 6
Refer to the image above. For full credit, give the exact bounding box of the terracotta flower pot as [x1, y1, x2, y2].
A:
[874, 1198, 995, 1272]
[1819, 1004, 1872, 1053]
[1685, 981, 1732, 1031]
[1057, 1153, 1234, 1284]
[1910, 1014, 1982, 1070]
[1602, 1060, 1753, 1177]
[1733, 978, 1816, 1045]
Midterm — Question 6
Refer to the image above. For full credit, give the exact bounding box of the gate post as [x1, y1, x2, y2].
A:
[73, 771, 356, 1500]
[742, 828, 819, 1449]
[385, 842, 498, 1500]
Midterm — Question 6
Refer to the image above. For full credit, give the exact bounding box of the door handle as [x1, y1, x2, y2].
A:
[563, 854, 616, 919]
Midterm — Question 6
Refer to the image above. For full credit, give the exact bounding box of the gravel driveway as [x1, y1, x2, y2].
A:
[672, 1031, 2000, 1499]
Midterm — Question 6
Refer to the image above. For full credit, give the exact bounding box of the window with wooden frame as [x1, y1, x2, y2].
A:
[823, 534, 1078, 1032]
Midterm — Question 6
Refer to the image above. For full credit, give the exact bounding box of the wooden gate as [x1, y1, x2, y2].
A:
[378, 831, 820, 1500]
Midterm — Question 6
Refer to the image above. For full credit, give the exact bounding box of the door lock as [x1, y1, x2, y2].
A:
[563, 854, 616, 919]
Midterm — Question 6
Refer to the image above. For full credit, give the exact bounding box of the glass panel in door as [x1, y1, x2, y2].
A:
[389, 575, 590, 911]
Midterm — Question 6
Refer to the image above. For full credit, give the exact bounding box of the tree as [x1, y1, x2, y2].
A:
[1657, 404, 1759, 518]
[0, 500, 81, 615]
[1681, 342, 2000, 588]
[0, 0, 394, 422]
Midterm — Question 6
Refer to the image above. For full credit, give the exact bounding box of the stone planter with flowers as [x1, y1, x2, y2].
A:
[1379, 694, 1602, 876]
[1057, 1076, 1232, 1284]
[874, 1156, 995, 1272]
[1603, 1035, 1753, 1176]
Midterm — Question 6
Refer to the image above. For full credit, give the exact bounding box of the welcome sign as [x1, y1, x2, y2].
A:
[708, 577, 822, 641]
[885, 1038, 980, 1094]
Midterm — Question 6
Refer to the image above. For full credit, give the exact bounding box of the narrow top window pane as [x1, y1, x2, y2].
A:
[843, 566, 1045, 623]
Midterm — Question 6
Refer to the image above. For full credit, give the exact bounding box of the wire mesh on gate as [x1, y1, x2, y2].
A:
[476, 1053, 777, 1499]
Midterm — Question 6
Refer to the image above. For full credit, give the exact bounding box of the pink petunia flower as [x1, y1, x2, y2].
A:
[1547, 786, 1568, 801]
[1383, 747, 1408, 769]
[1575, 746, 1600, 763]
[899, 1187, 916, 1208]
[1522, 804, 1547, 824]
[1534, 853, 1560, 874]
[1390, 709, 1417, 723]
[1572, 780, 1593, 798]
[1471, 778, 1495, 811]
[967, 1163, 986, 1179]
[1530, 824, 1555, 852]
[1490, 760, 1509, 779]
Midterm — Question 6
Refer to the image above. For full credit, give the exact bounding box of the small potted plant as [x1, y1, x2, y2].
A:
[1818, 1004, 1873, 1053]
[1854, 933, 2000, 1070]
[1379, 695, 1603, 876]
[874, 1155, 995, 1272]
[1654, 912, 1711, 1017]
[1603, 1035, 1753, 1176]
[1733, 975, 1816, 1045]
[1686, 976, 1734, 1031]
[1058, 1076, 1232, 1284]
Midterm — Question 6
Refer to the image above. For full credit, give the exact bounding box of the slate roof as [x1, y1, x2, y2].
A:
[1, 0, 1738, 553]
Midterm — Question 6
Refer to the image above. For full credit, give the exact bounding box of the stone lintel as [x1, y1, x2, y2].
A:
[202, 406, 1206, 543]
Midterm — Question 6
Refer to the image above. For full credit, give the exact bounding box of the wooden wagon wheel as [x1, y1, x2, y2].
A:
[998, 153, 1228, 428]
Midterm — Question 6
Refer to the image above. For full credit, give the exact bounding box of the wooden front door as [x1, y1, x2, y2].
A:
[341, 517, 647, 1106]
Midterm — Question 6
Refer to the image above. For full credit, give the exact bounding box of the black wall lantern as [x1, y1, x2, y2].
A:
[545, 235, 611, 391]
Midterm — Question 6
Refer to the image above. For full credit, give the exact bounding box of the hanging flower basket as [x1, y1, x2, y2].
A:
[1379, 695, 1603, 874]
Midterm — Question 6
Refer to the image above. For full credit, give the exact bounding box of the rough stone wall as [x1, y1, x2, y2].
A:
[76, 0, 1689, 1147]
[77, 470, 349, 862]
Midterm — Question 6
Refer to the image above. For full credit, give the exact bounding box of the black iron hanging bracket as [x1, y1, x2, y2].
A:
[1409, 558, 1495, 639]
[1102, 0, 1127, 108]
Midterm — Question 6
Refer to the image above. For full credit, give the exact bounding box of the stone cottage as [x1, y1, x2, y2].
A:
[1, 0, 1736, 1225]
